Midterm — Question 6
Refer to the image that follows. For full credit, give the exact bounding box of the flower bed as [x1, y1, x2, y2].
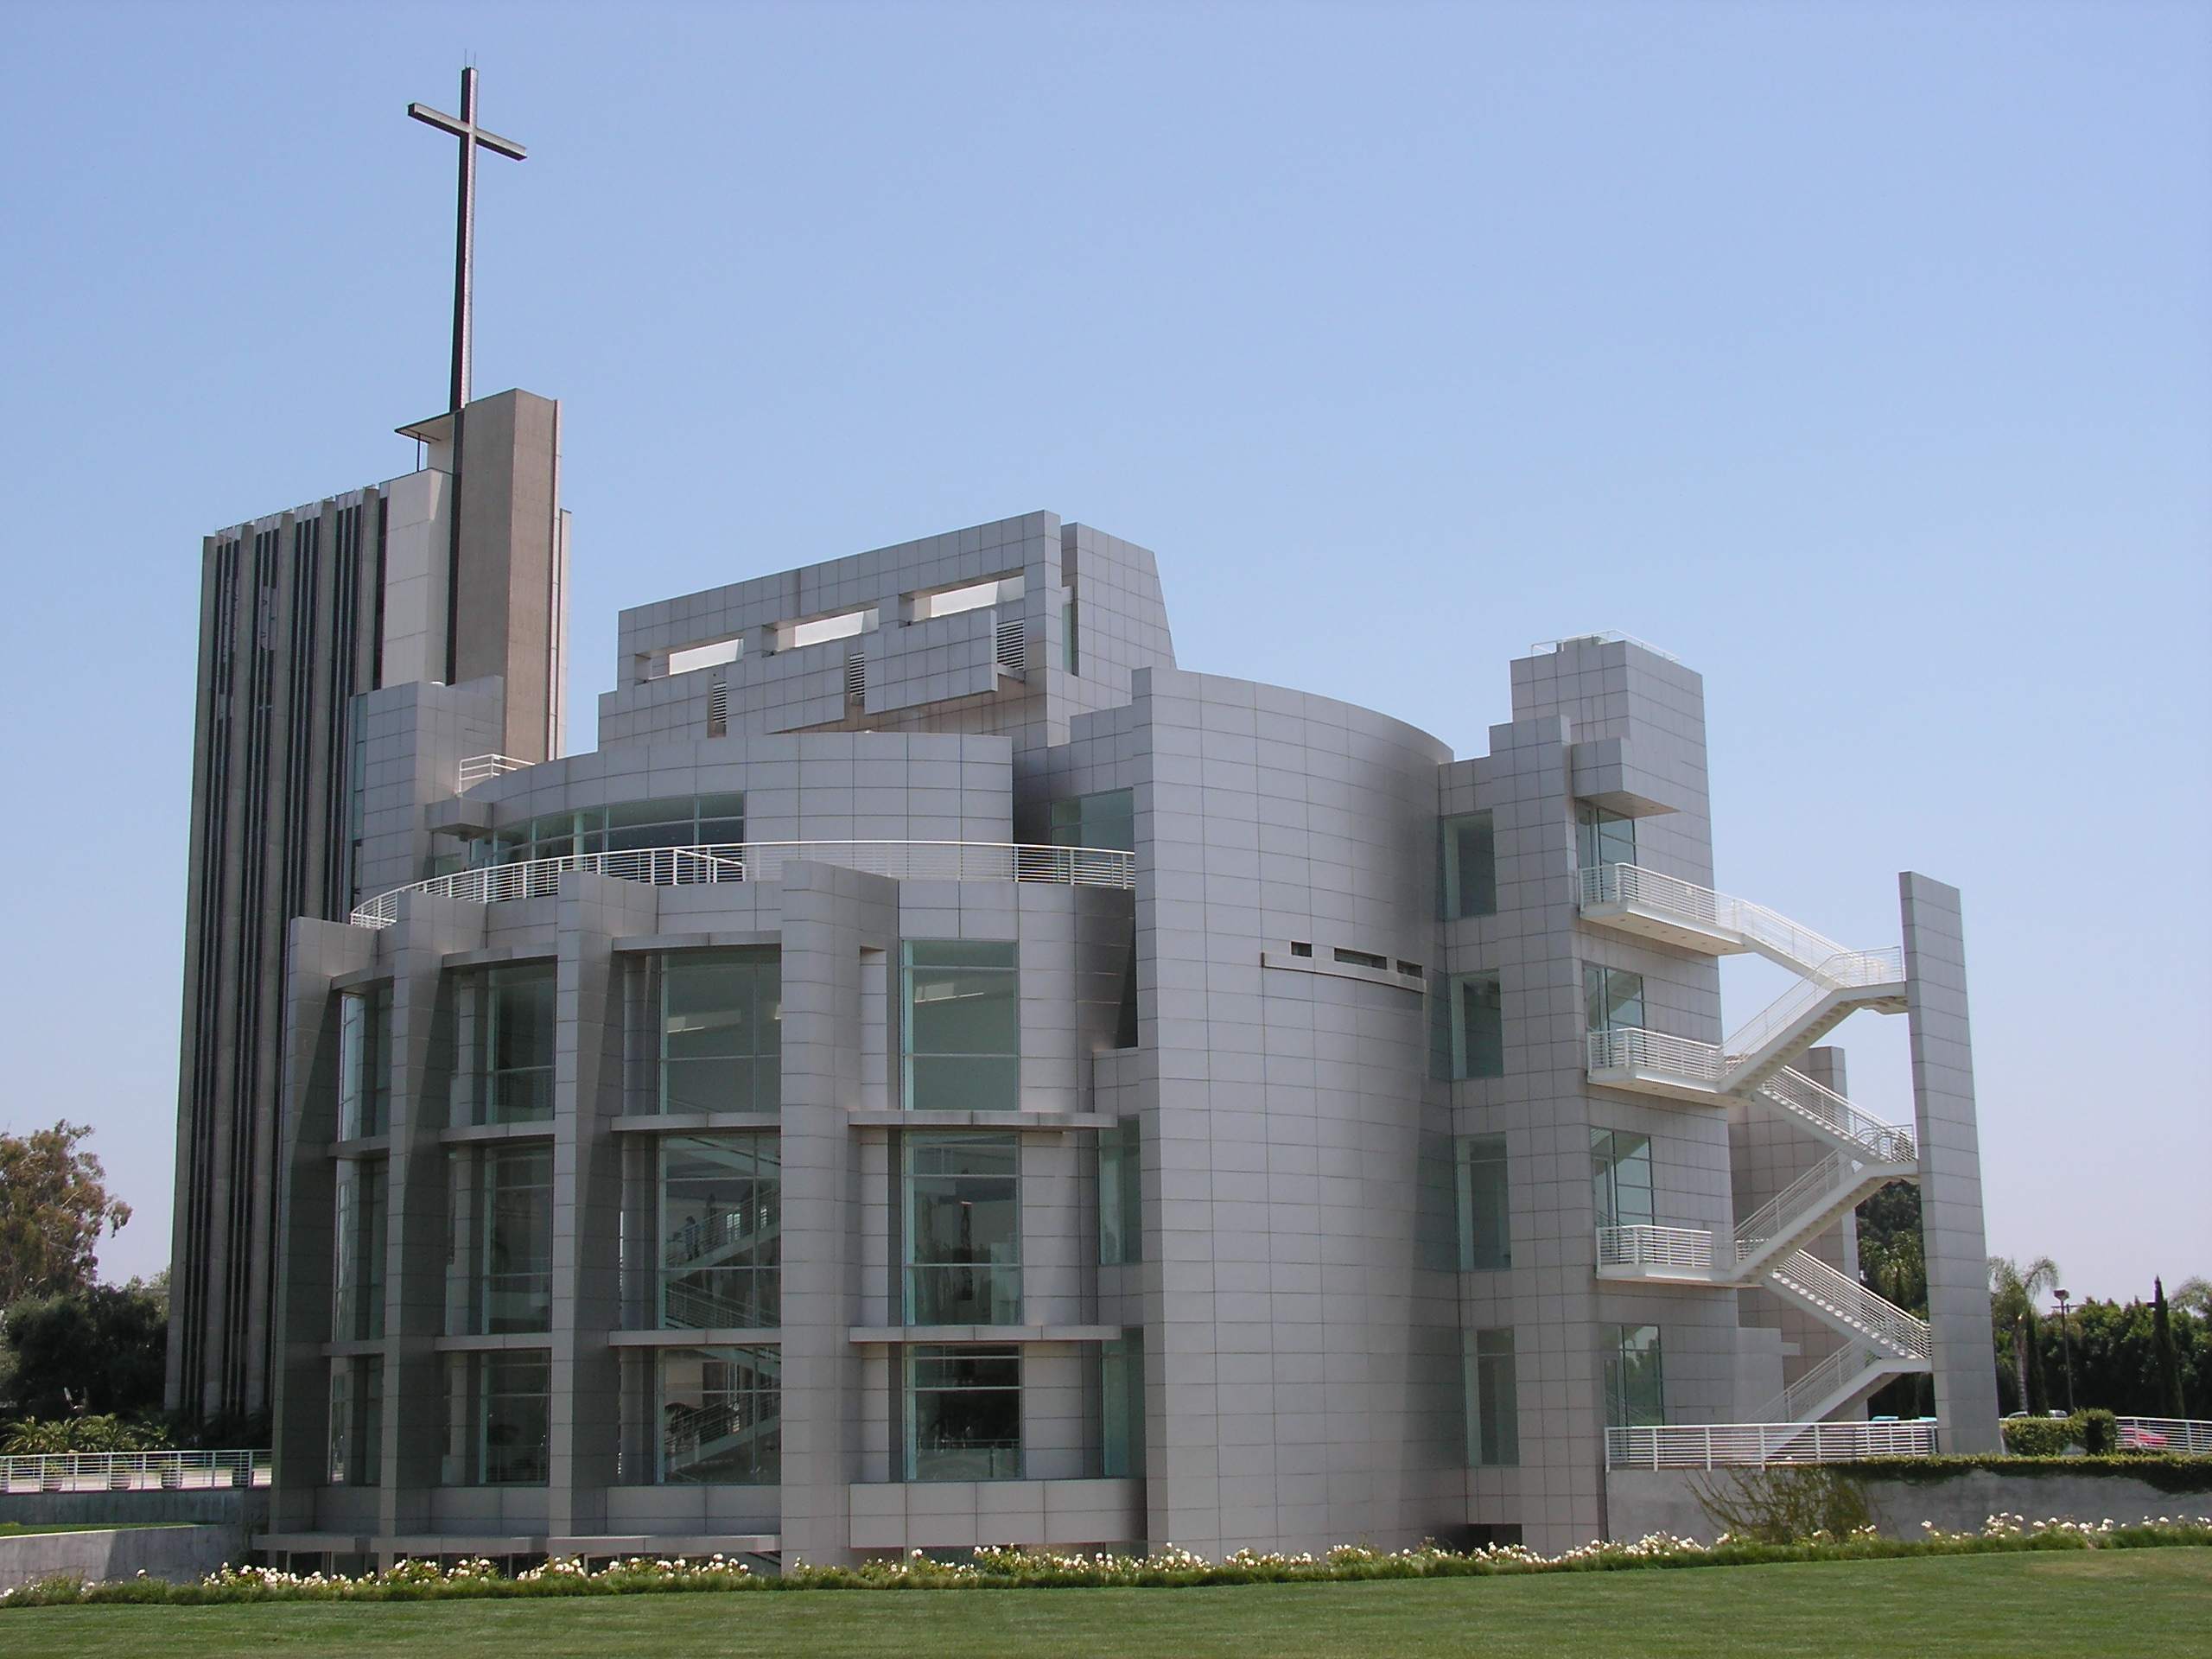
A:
[3, 1514, 2209, 1607]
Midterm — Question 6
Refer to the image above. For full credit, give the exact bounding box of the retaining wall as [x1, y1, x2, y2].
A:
[0, 1524, 243, 1590]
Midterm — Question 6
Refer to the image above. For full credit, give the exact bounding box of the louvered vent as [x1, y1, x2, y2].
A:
[995, 618, 1025, 676]
[845, 652, 867, 702]
[707, 678, 728, 737]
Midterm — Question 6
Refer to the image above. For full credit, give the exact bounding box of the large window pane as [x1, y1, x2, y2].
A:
[1604, 1324, 1665, 1428]
[443, 1351, 550, 1485]
[906, 1345, 1021, 1481]
[904, 942, 1019, 1112]
[338, 985, 391, 1139]
[1440, 973, 1504, 1080]
[464, 1143, 552, 1334]
[1101, 1333, 1146, 1479]
[1441, 812, 1497, 918]
[1456, 1135, 1510, 1271]
[660, 1132, 780, 1330]
[661, 948, 780, 1114]
[1047, 789, 1135, 853]
[905, 1134, 1020, 1325]
[1583, 964, 1645, 1033]
[658, 1345, 779, 1484]
[1098, 1117, 1142, 1266]
[1465, 1328, 1520, 1465]
[484, 794, 747, 867]
[333, 1160, 387, 1340]
[327, 1357, 383, 1487]
[1592, 1130, 1655, 1230]
[485, 965, 555, 1123]
[1576, 804, 1637, 871]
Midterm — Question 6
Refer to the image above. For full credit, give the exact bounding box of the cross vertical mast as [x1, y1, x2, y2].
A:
[408, 68, 527, 682]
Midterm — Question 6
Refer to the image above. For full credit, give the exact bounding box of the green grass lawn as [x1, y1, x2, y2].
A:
[3, 1547, 2208, 1659]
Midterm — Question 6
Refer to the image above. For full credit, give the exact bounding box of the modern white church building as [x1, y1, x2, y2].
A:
[172, 375, 2001, 1570]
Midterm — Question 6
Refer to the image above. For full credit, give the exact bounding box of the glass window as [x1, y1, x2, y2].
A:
[661, 948, 780, 1114]
[1440, 973, 1504, 1080]
[1583, 964, 1645, 1033]
[1576, 803, 1637, 871]
[906, 1344, 1021, 1480]
[660, 1132, 780, 1330]
[1441, 812, 1497, 919]
[905, 1134, 1020, 1325]
[338, 985, 391, 1139]
[1604, 1324, 1665, 1427]
[482, 794, 746, 867]
[1456, 1135, 1510, 1271]
[658, 1344, 779, 1484]
[1592, 1130, 1656, 1230]
[1046, 789, 1135, 853]
[449, 1143, 553, 1335]
[333, 1160, 388, 1340]
[904, 941, 1019, 1112]
[1101, 1332, 1145, 1478]
[1465, 1328, 1520, 1465]
[1098, 1117, 1142, 1266]
[326, 1357, 382, 1487]
[443, 1351, 550, 1485]
[482, 964, 556, 1123]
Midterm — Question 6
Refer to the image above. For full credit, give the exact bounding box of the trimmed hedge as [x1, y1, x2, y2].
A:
[3, 1516, 2210, 1608]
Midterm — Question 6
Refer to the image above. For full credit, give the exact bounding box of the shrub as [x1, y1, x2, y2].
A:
[2003, 1417, 2076, 1457]
[2079, 1408, 2120, 1456]
[1688, 1466, 1875, 1543]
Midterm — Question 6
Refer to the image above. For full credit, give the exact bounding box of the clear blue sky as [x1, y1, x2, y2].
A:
[0, 2, 2204, 1302]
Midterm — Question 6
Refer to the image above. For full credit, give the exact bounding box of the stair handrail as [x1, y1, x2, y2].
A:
[1769, 1342, 1877, 1424]
[1720, 954, 1904, 1080]
[1733, 1151, 1852, 1264]
[1768, 1249, 1930, 1359]
[1758, 1069, 1917, 1165]
[1579, 862, 1908, 991]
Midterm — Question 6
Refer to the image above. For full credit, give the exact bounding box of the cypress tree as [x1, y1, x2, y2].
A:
[2153, 1277, 2186, 1418]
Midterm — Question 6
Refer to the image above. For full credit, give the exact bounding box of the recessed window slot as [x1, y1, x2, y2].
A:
[1333, 948, 1389, 971]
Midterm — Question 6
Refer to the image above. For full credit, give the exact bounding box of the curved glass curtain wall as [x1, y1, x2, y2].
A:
[474, 792, 746, 866]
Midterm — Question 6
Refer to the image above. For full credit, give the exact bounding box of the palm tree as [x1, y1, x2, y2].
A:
[1988, 1255, 2060, 1415]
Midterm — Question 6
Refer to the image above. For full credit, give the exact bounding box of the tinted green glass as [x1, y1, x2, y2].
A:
[660, 1133, 779, 1330]
[1592, 1130, 1655, 1230]
[486, 965, 555, 1122]
[1442, 812, 1497, 918]
[905, 1135, 1020, 1325]
[662, 948, 780, 1113]
[1047, 789, 1135, 852]
[907, 1344, 1021, 1480]
[658, 1344, 779, 1484]
[1468, 1327, 1520, 1465]
[480, 1351, 550, 1484]
[904, 942, 1019, 1111]
[1457, 1135, 1510, 1271]
[1604, 1324, 1665, 1427]
[483, 1144, 553, 1333]
[1583, 964, 1645, 1033]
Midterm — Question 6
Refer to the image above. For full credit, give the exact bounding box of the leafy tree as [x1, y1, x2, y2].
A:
[1989, 1255, 2059, 1417]
[2173, 1277, 2212, 1319]
[0, 1280, 168, 1422]
[1856, 1182, 1929, 1419]
[0, 1122, 131, 1306]
[2024, 1292, 2210, 1418]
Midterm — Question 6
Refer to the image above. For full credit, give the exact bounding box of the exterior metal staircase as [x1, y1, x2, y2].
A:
[1578, 861, 1932, 1422]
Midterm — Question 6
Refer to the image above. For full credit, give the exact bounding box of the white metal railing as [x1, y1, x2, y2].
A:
[0, 1449, 270, 1493]
[1772, 1343, 1888, 1423]
[1598, 1224, 1714, 1273]
[457, 753, 533, 791]
[2116, 1416, 2212, 1456]
[1721, 952, 1908, 1077]
[1586, 1026, 1724, 1086]
[1758, 1068, 1917, 1165]
[1767, 1249, 1930, 1359]
[1529, 631, 1684, 665]
[350, 840, 1138, 929]
[1605, 1419, 1937, 1469]
[1732, 1152, 1853, 1267]
[1578, 863, 1904, 994]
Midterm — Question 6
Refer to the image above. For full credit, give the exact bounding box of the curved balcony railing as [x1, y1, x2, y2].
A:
[350, 840, 1137, 929]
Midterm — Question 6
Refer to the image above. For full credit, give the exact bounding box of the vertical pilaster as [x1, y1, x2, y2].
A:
[778, 861, 899, 1564]
[548, 871, 660, 1541]
[1899, 873, 2002, 1454]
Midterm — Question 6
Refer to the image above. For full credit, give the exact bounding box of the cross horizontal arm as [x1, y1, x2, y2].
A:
[408, 102, 529, 161]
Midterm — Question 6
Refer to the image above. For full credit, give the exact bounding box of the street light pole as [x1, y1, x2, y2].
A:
[2055, 1288, 2076, 1414]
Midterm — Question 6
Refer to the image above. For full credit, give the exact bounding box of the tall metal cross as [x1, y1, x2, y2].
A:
[410, 67, 527, 414]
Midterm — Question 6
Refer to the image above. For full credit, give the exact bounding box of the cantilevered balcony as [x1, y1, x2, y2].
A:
[1578, 861, 1907, 991]
[1596, 1224, 1718, 1284]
